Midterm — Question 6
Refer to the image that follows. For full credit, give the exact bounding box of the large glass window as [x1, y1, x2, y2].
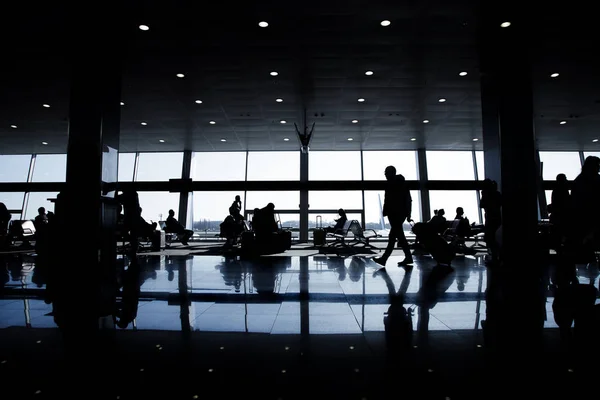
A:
[245, 191, 299, 210]
[118, 153, 136, 182]
[0, 155, 31, 182]
[25, 192, 58, 219]
[0, 192, 25, 219]
[192, 192, 245, 231]
[136, 152, 183, 181]
[192, 152, 247, 181]
[362, 151, 418, 180]
[309, 151, 362, 181]
[31, 154, 66, 182]
[475, 151, 485, 180]
[309, 191, 362, 210]
[429, 191, 480, 224]
[364, 190, 421, 231]
[308, 212, 362, 229]
[246, 152, 299, 181]
[426, 151, 475, 180]
[137, 192, 180, 223]
[539, 152, 581, 181]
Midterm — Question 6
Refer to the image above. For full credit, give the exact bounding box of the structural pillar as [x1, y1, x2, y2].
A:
[416, 149, 431, 221]
[178, 150, 193, 225]
[299, 151, 309, 242]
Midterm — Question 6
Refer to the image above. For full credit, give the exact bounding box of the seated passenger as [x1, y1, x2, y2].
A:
[34, 207, 48, 231]
[165, 209, 194, 245]
[252, 203, 278, 236]
[0, 202, 11, 231]
[325, 209, 348, 233]
[451, 207, 471, 237]
[138, 207, 157, 238]
[428, 208, 447, 234]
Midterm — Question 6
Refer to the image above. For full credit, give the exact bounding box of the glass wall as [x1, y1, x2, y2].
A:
[309, 151, 362, 181]
[362, 151, 418, 180]
[245, 191, 299, 210]
[191, 191, 244, 232]
[426, 151, 475, 180]
[0, 155, 31, 182]
[475, 151, 485, 180]
[363, 190, 421, 232]
[25, 192, 58, 219]
[539, 151, 581, 181]
[136, 152, 184, 181]
[137, 192, 180, 223]
[192, 152, 246, 181]
[118, 153, 136, 182]
[31, 154, 66, 182]
[309, 191, 362, 211]
[429, 191, 480, 224]
[0, 192, 25, 219]
[247, 152, 299, 181]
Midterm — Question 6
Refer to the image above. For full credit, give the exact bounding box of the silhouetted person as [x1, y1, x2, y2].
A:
[480, 179, 502, 261]
[374, 166, 413, 267]
[253, 203, 278, 236]
[570, 156, 600, 256]
[33, 207, 48, 230]
[548, 173, 570, 247]
[137, 207, 157, 239]
[324, 208, 347, 233]
[428, 208, 447, 234]
[165, 209, 193, 245]
[452, 207, 471, 238]
[0, 202, 10, 248]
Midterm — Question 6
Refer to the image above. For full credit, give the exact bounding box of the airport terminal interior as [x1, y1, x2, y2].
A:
[1, 1, 600, 399]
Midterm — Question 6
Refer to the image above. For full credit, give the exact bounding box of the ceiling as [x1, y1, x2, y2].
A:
[0, 1, 599, 154]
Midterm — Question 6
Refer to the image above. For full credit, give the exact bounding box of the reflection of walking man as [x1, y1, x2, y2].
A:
[374, 166, 414, 268]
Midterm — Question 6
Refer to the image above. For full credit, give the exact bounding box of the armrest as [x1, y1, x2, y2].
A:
[362, 229, 381, 237]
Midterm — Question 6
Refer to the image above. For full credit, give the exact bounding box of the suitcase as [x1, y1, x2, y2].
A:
[313, 215, 326, 246]
[411, 222, 454, 265]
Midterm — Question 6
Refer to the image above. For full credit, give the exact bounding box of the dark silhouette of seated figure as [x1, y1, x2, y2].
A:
[428, 208, 447, 234]
[165, 209, 193, 245]
[480, 179, 502, 259]
[548, 173, 570, 243]
[229, 195, 244, 223]
[137, 207, 157, 239]
[252, 203, 278, 238]
[452, 207, 471, 238]
[33, 207, 48, 231]
[325, 208, 347, 233]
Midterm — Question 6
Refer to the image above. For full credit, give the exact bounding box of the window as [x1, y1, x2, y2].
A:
[136, 152, 183, 181]
[246, 152, 299, 181]
[309, 191, 362, 210]
[31, 154, 66, 182]
[192, 192, 245, 230]
[475, 151, 485, 180]
[25, 192, 58, 219]
[118, 153, 136, 182]
[0, 155, 31, 182]
[245, 191, 299, 210]
[192, 152, 247, 181]
[363, 190, 421, 232]
[539, 152, 581, 181]
[0, 192, 25, 219]
[429, 191, 480, 224]
[362, 151, 418, 180]
[137, 192, 180, 223]
[426, 151, 475, 180]
[309, 151, 362, 180]
[308, 212, 362, 229]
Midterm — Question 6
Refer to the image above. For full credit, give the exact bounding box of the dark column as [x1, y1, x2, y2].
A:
[416, 149, 431, 222]
[178, 150, 193, 225]
[299, 151, 309, 242]
[478, 6, 545, 356]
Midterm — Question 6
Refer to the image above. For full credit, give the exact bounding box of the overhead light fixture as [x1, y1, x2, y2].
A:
[347, 137, 354, 141]
[500, 22, 511, 28]
[280, 120, 287, 124]
[195, 100, 203, 104]
[560, 120, 567, 125]
[120, 101, 125, 106]
[473, 138, 479, 142]
[283, 137, 290, 141]
[276, 98, 283, 103]
[423, 119, 430, 124]
[270, 71, 278, 76]
[176, 73, 185, 78]
[459, 71, 468, 76]
[140, 122, 147, 126]
[220, 138, 226, 142]
[380, 20, 391, 26]
[159, 139, 165, 143]
[593, 139, 598, 143]
[365, 71, 374, 76]
[139, 25, 149, 31]
[41, 141, 48, 145]
[357, 98, 365, 102]
[352, 119, 359, 123]
[42, 104, 50, 108]
[209, 121, 216, 124]
[10, 125, 17, 129]
[550, 73, 560, 78]
[410, 138, 416, 141]
[258, 21, 268, 28]
[438, 98, 446, 103]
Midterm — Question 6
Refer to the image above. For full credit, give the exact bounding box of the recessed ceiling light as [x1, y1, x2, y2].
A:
[380, 20, 391, 26]
[270, 71, 278, 76]
[41, 141, 48, 145]
[10, 125, 17, 129]
[176, 73, 185, 78]
[220, 138, 226, 142]
[280, 120, 287, 124]
[593, 139, 598, 143]
[258, 21, 268, 28]
[365, 71, 374, 76]
[276, 98, 283, 102]
[500, 22, 511, 28]
[560, 120, 567, 125]
[347, 137, 354, 141]
[120, 101, 125, 106]
[140, 122, 147, 125]
[410, 138, 416, 141]
[423, 119, 430, 124]
[209, 121, 216, 124]
[352, 119, 359, 123]
[283, 137, 290, 141]
[139, 25, 149, 31]
[550, 73, 559, 78]
[473, 138, 479, 141]
[438, 98, 446, 103]
[42, 104, 50, 108]
[159, 139, 165, 143]
[459, 71, 468, 76]
[195, 100, 203, 104]
[358, 98, 365, 102]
